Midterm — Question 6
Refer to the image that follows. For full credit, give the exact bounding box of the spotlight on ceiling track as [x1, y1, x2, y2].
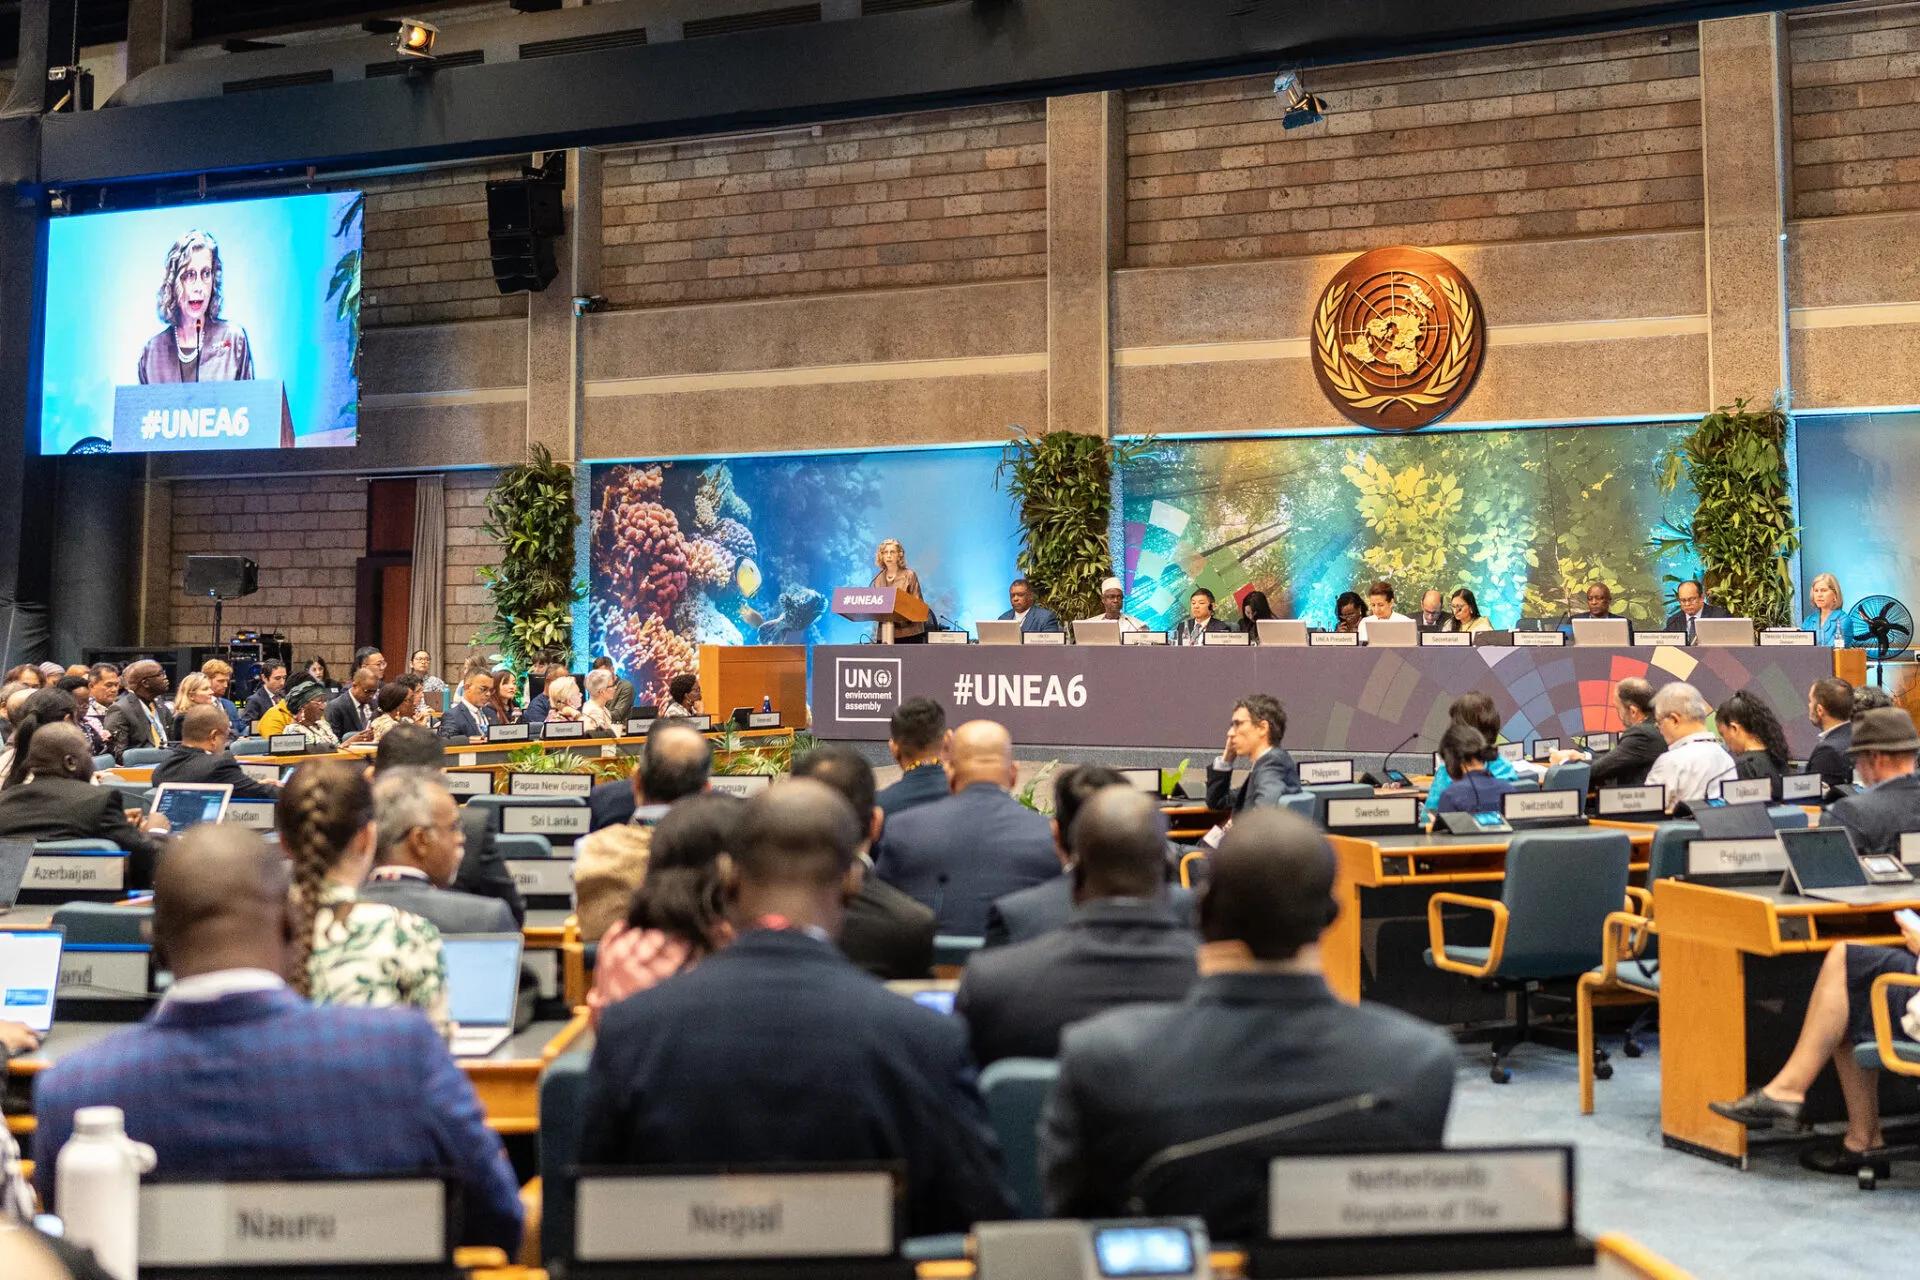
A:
[1273, 70, 1328, 130]
[394, 18, 440, 60]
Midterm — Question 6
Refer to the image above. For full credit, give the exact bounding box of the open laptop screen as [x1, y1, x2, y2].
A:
[1781, 828, 1869, 890]
[150, 783, 232, 831]
[1693, 801, 1775, 840]
[0, 928, 63, 1034]
[442, 935, 522, 1028]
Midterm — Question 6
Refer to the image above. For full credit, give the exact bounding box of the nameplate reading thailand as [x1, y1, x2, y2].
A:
[239, 763, 280, 784]
[1203, 631, 1251, 646]
[1023, 631, 1067, 646]
[626, 718, 655, 736]
[748, 711, 782, 729]
[1638, 631, 1686, 646]
[60, 948, 151, 1002]
[1759, 629, 1816, 647]
[574, 1171, 895, 1262]
[1300, 760, 1355, 786]
[111, 379, 288, 454]
[710, 775, 774, 799]
[487, 723, 531, 743]
[508, 772, 594, 799]
[500, 807, 590, 838]
[1502, 789, 1579, 822]
[268, 734, 308, 755]
[1324, 796, 1418, 830]
[926, 630, 970, 645]
[1266, 1148, 1571, 1240]
[1779, 773, 1823, 802]
[509, 857, 575, 898]
[138, 1179, 446, 1266]
[1718, 777, 1773, 805]
[1421, 632, 1471, 647]
[24, 852, 127, 892]
[1513, 631, 1565, 647]
[223, 801, 277, 832]
[443, 772, 490, 798]
[1688, 837, 1786, 876]
[1309, 632, 1358, 647]
[1596, 785, 1664, 817]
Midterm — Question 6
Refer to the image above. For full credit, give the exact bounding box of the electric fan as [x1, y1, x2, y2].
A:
[1846, 595, 1914, 686]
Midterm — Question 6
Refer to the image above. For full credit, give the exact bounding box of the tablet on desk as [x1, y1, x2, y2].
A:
[149, 783, 232, 831]
[0, 927, 64, 1035]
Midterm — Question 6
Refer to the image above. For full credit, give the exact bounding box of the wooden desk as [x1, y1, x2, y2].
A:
[1655, 877, 1920, 1165]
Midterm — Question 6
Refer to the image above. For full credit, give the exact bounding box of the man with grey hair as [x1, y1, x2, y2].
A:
[358, 767, 517, 935]
[1644, 681, 1736, 811]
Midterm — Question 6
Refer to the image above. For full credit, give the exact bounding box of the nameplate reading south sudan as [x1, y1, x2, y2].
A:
[1300, 760, 1356, 786]
[1323, 796, 1418, 831]
[1203, 631, 1251, 646]
[268, 734, 308, 755]
[223, 801, 276, 831]
[487, 723, 531, 743]
[508, 772, 594, 799]
[1267, 1148, 1571, 1241]
[1309, 632, 1359, 647]
[1121, 630, 1169, 646]
[137, 1179, 446, 1266]
[574, 1171, 895, 1262]
[1638, 631, 1686, 646]
[1513, 631, 1565, 647]
[443, 772, 490, 798]
[24, 852, 127, 892]
[1023, 631, 1067, 646]
[1759, 629, 1816, 647]
[499, 806, 589, 838]
[1688, 837, 1786, 876]
[1421, 632, 1471, 647]
[541, 720, 586, 741]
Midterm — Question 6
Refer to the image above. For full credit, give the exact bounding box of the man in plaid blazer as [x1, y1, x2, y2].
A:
[32, 827, 521, 1254]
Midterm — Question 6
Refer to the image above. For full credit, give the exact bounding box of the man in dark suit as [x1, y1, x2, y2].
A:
[1561, 677, 1664, 789]
[0, 724, 167, 887]
[32, 826, 521, 1251]
[985, 764, 1195, 947]
[592, 657, 635, 725]
[359, 769, 519, 935]
[874, 720, 1062, 935]
[439, 671, 497, 741]
[102, 660, 173, 758]
[1807, 677, 1857, 793]
[958, 789, 1198, 1065]
[373, 723, 524, 925]
[325, 668, 380, 741]
[1205, 693, 1302, 814]
[793, 743, 935, 981]
[1662, 578, 1732, 641]
[1040, 808, 1455, 1239]
[149, 705, 280, 801]
[997, 577, 1062, 634]
[1414, 589, 1449, 634]
[578, 781, 1014, 1235]
[876, 697, 950, 820]
[243, 662, 287, 728]
[1825, 708, 1920, 855]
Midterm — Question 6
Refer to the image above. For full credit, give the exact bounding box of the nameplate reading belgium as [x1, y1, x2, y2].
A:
[113, 381, 286, 453]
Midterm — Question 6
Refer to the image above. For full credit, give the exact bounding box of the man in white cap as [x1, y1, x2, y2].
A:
[1079, 577, 1146, 633]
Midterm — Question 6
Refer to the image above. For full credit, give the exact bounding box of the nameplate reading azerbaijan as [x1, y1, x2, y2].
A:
[111, 380, 287, 454]
[573, 1170, 895, 1262]
[23, 850, 127, 892]
[1266, 1148, 1571, 1240]
[137, 1180, 446, 1266]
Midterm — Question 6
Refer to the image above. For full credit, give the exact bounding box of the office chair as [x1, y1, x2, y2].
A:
[980, 1057, 1059, 1218]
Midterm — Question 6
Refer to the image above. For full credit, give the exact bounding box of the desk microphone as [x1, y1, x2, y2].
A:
[1123, 1092, 1390, 1215]
[1362, 732, 1421, 787]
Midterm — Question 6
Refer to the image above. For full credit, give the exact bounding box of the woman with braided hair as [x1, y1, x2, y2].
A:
[279, 761, 449, 1036]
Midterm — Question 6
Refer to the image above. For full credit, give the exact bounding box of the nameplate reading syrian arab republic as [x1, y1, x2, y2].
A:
[1513, 631, 1565, 647]
[1780, 773, 1823, 802]
[1267, 1148, 1570, 1240]
[710, 775, 775, 798]
[749, 711, 782, 729]
[509, 857, 576, 898]
[268, 734, 308, 755]
[239, 763, 280, 784]
[443, 772, 490, 798]
[1203, 631, 1251, 646]
[487, 723, 531, 743]
[138, 1179, 446, 1266]
[1597, 785, 1664, 817]
[1638, 631, 1686, 646]
[1503, 789, 1579, 822]
[1718, 777, 1773, 806]
[1121, 630, 1169, 646]
[541, 720, 586, 741]
[1530, 738, 1560, 759]
[626, 718, 655, 736]
[1023, 631, 1067, 646]
[1688, 837, 1786, 876]
[223, 801, 276, 831]
[1324, 796, 1418, 830]
[927, 630, 971, 645]
[25, 853, 127, 892]
[60, 948, 151, 1002]
[1309, 632, 1359, 648]
[1759, 629, 1816, 647]
[1421, 632, 1471, 647]
[500, 806, 589, 838]
[574, 1171, 895, 1262]
[1300, 760, 1356, 786]
[1311, 246, 1487, 433]
[1497, 742, 1526, 763]
[508, 772, 594, 799]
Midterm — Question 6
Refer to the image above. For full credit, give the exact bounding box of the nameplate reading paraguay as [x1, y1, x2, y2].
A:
[574, 1171, 895, 1262]
[500, 806, 589, 837]
[710, 775, 775, 799]
[1267, 1148, 1570, 1240]
[137, 1180, 446, 1266]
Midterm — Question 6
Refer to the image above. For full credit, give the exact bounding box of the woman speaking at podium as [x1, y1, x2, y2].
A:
[870, 539, 927, 643]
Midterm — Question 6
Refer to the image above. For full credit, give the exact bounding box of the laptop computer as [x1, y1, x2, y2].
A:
[1255, 620, 1309, 647]
[1072, 620, 1121, 647]
[976, 620, 1023, 646]
[149, 782, 233, 832]
[1693, 617, 1756, 647]
[1570, 618, 1631, 646]
[1364, 618, 1417, 648]
[0, 926, 64, 1035]
[1780, 827, 1920, 905]
[0, 841, 32, 913]
[444, 933, 525, 1059]
[1693, 801, 1777, 840]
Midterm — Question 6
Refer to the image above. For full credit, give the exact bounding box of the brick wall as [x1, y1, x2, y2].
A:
[600, 101, 1048, 308]
[443, 471, 502, 673]
[1790, 4, 1920, 218]
[1125, 28, 1703, 268]
[167, 476, 366, 664]
[359, 162, 525, 327]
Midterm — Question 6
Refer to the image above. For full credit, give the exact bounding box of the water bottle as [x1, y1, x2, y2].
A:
[56, 1105, 157, 1280]
[761, 694, 772, 714]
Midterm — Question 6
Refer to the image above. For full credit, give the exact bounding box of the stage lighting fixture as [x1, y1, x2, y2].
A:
[1273, 70, 1327, 130]
[394, 18, 439, 60]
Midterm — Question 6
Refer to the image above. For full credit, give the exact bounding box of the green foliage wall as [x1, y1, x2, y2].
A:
[479, 445, 583, 668]
[998, 427, 1150, 620]
[1654, 399, 1799, 627]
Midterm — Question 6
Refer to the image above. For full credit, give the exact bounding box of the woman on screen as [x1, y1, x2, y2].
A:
[136, 230, 256, 385]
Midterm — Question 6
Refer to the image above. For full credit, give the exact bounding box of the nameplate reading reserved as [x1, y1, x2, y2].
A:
[1266, 1148, 1571, 1241]
[1759, 629, 1816, 647]
[508, 772, 594, 799]
[509, 857, 576, 898]
[268, 734, 308, 755]
[1688, 836, 1786, 876]
[1513, 631, 1565, 647]
[60, 948, 152, 1003]
[1022, 631, 1067, 646]
[1309, 632, 1358, 647]
[541, 720, 586, 740]
[443, 772, 491, 798]
[223, 801, 276, 832]
[1421, 632, 1471, 647]
[239, 763, 280, 784]
[1203, 631, 1251, 646]
[574, 1171, 894, 1262]
[499, 806, 590, 838]
[1121, 631, 1169, 646]
[1324, 796, 1418, 831]
[1597, 785, 1665, 817]
[749, 711, 782, 729]
[1300, 760, 1355, 786]
[1639, 631, 1686, 646]
[710, 775, 774, 798]
[487, 723, 531, 743]
[25, 852, 127, 892]
[1502, 789, 1580, 822]
[926, 630, 970, 645]
[626, 718, 655, 736]
[138, 1179, 446, 1266]
[1717, 777, 1773, 805]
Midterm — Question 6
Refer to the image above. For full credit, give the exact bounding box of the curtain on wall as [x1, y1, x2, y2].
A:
[407, 474, 446, 675]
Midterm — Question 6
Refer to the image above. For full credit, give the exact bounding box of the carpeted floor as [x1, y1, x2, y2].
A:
[1447, 1033, 1915, 1279]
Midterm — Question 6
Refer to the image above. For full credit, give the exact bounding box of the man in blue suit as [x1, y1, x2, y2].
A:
[997, 578, 1063, 633]
[579, 780, 1015, 1236]
[1204, 693, 1302, 815]
[33, 826, 521, 1253]
[439, 670, 497, 741]
[875, 719, 1061, 935]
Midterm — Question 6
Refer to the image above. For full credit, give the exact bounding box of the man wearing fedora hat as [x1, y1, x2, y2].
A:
[1710, 706, 1920, 1174]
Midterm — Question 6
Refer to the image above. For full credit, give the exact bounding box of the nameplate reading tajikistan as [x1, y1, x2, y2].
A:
[508, 772, 594, 799]
[1688, 837, 1786, 876]
[1759, 629, 1816, 647]
[24, 853, 126, 892]
[1267, 1148, 1571, 1240]
[1421, 632, 1471, 647]
[575, 1171, 895, 1262]
[1324, 796, 1418, 830]
[1718, 777, 1773, 806]
[138, 1180, 446, 1266]
[500, 807, 590, 838]
[1512, 631, 1565, 647]
[1309, 632, 1359, 647]
[1299, 760, 1355, 786]
[1023, 631, 1067, 646]
[487, 723, 531, 743]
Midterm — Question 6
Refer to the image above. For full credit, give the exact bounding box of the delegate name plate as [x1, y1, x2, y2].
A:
[1267, 1148, 1571, 1240]
[1638, 631, 1686, 646]
[1780, 773, 1824, 802]
[926, 631, 970, 645]
[1121, 631, 1169, 646]
[710, 775, 775, 798]
[138, 1179, 446, 1266]
[60, 947, 152, 1003]
[239, 763, 280, 784]
[1203, 631, 1251, 646]
[24, 852, 127, 892]
[499, 806, 590, 839]
[1299, 760, 1355, 786]
[508, 772, 594, 799]
[749, 711, 783, 729]
[1688, 837, 1786, 876]
[575, 1170, 894, 1262]
[222, 800, 276, 831]
[541, 720, 586, 741]
[1501, 789, 1581, 823]
[1596, 785, 1664, 817]
[1717, 777, 1774, 806]
[1023, 631, 1067, 646]
[443, 772, 491, 798]
[268, 734, 308, 755]
[625, 718, 655, 736]
[1513, 631, 1565, 647]
[508, 857, 576, 899]
[1308, 632, 1358, 647]
[1759, 629, 1816, 647]
[487, 723, 531, 743]
[1323, 796, 1418, 831]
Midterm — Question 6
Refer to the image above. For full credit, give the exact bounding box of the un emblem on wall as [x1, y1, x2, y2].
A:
[1312, 247, 1486, 431]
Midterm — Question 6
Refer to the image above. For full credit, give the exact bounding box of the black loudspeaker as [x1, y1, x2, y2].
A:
[183, 555, 258, 600]
[487, 177, 564, 294]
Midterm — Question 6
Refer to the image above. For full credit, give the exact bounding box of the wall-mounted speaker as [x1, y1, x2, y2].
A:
[183, 555, 258, 600]
[487, 176, 565, 294]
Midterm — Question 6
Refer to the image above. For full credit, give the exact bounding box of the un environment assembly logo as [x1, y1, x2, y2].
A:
[1312, 246, 1486, 432]
[835, 657, 900, 723]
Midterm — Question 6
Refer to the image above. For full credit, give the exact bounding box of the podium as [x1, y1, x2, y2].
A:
[697, 644, 809, 729]
[832, 585, 930, 644]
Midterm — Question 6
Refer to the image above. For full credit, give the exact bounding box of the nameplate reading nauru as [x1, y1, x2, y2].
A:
[574, 1171, 895, 1262]
[508, 772, 594, 799]
[499, 807, 589, 837]
[137, 1180, 446, 1266]
[1267, 1148, 1571, 1240]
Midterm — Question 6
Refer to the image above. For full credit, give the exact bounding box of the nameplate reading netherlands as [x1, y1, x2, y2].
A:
[574, 1171, 894, 1262]
[500, 806, 589, 838]
[137, 1180, 446, 1266]
[1267, 1148, 1570, 1240]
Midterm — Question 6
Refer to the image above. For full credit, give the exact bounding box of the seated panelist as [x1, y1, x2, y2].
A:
[1801, 572, 1863, 648]
[999, 577, 1062, 633]
[1079, 576, 1146, 633]
[1171, 587, 1231, 646]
